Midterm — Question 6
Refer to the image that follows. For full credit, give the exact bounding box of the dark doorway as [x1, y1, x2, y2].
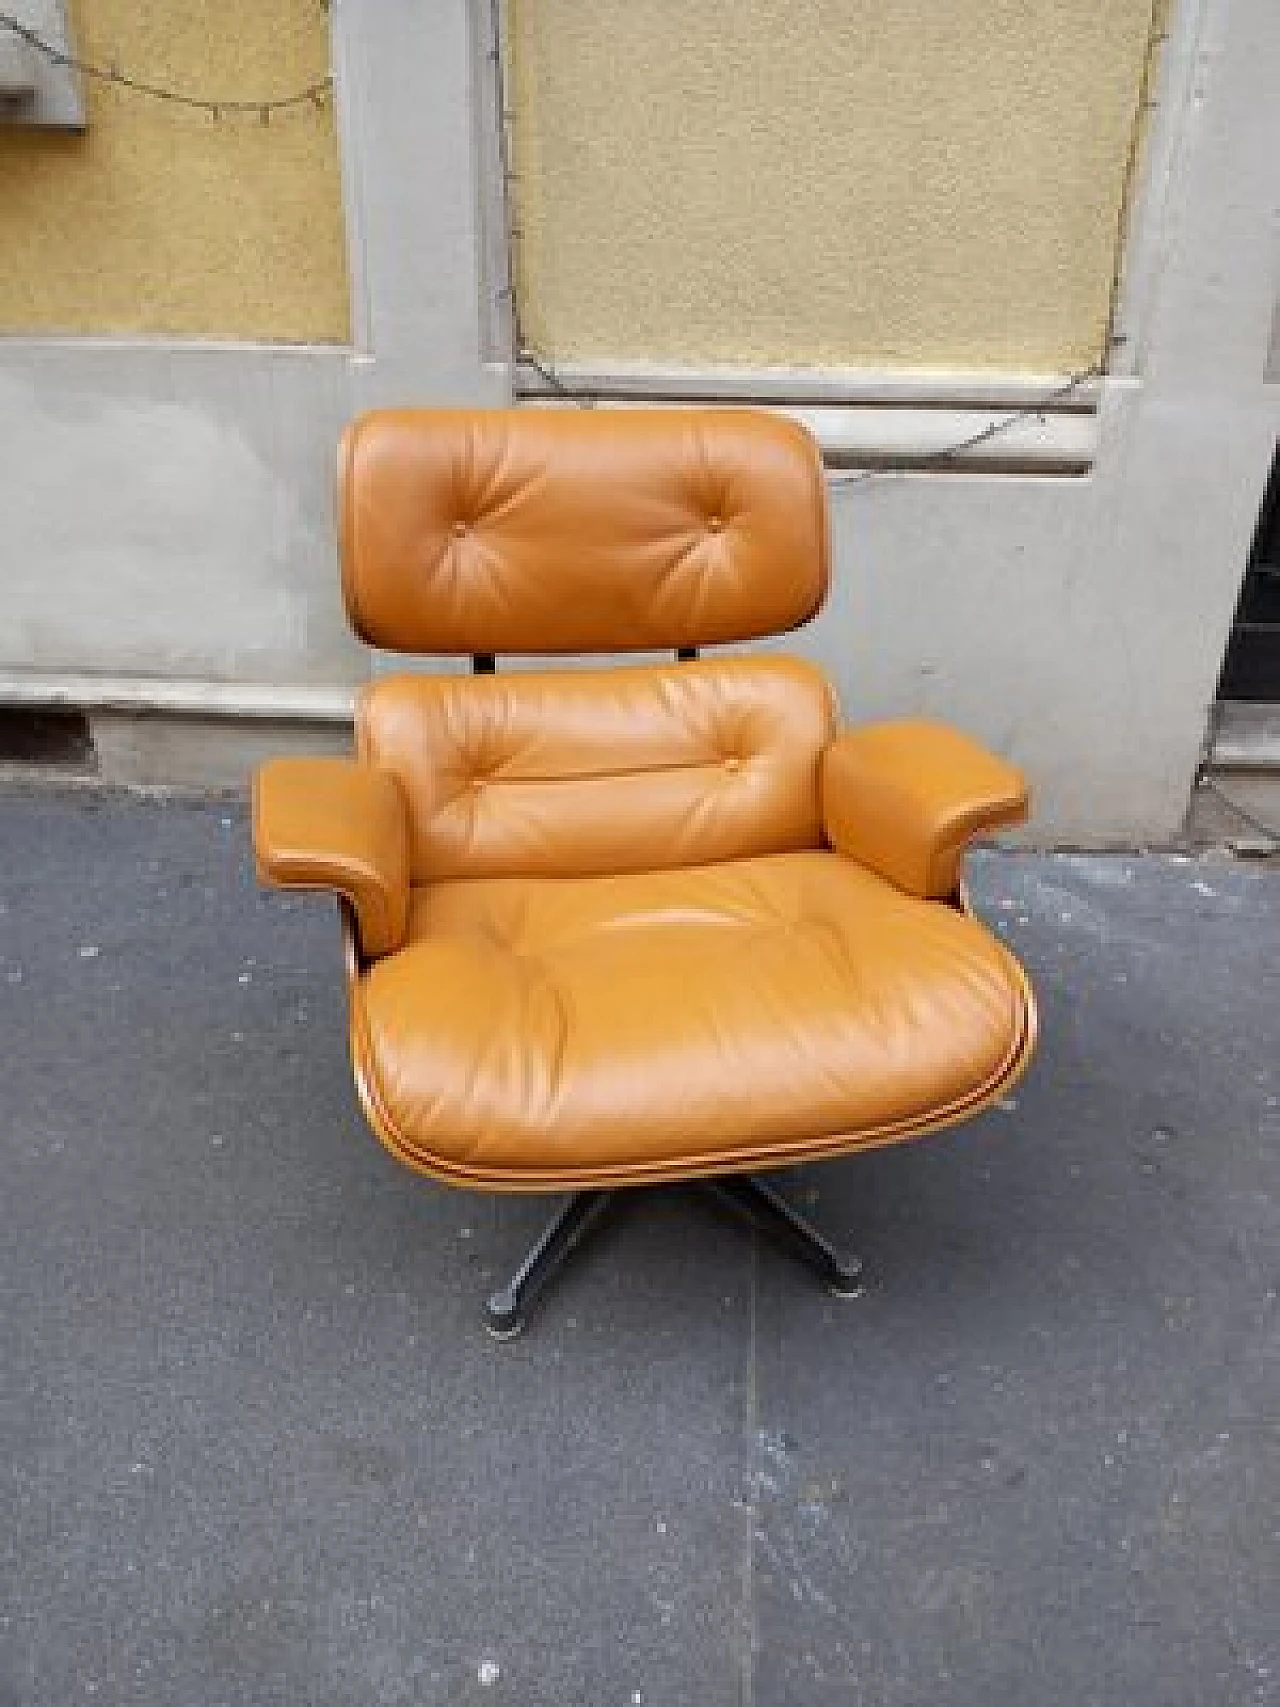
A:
[1217, 444, 1280, 701]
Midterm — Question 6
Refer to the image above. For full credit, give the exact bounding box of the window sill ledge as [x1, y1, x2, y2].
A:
[514, 359, 1101, 475]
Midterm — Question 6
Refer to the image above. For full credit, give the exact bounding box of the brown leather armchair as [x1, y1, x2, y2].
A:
[254, 408, 1035, 1336]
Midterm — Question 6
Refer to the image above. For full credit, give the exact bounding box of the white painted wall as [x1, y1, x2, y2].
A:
[1, 0, 1277, 841]
[2, 344, 358, 694]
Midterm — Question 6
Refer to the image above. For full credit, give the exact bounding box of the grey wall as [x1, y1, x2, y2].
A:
[1, 0, 1278, 842]
[1, 0, 503, 720]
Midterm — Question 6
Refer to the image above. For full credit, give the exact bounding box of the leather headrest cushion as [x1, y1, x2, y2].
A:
[339, 407, 829, 654]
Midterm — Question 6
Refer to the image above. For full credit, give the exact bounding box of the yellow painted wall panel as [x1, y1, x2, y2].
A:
[509, 0, 1160, 372]
[0, 1, 348, 340]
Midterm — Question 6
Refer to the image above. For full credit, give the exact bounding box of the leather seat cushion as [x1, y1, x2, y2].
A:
[350, 850, 1031, 1186]
[358, 657, 834, 882]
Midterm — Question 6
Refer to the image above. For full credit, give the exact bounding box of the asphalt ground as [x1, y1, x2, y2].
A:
[2, 790, 1277, 1706]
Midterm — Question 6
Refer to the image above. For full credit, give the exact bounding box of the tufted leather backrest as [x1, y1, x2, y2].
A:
[358, 658, 835, 881]
[339, 408, 828, 654]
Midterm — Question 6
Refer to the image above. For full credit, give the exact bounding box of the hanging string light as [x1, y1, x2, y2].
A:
[0, 7, 332, 121]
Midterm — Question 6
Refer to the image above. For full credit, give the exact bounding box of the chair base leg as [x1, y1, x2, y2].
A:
[482, 1175, 863, 1338]
[703, 1174, 865, 1298]
[483, 1188, 617, 1339]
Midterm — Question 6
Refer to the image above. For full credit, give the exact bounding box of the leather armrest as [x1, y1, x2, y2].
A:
[821, 719, 1029, 899]
[252, 757, 410, 958]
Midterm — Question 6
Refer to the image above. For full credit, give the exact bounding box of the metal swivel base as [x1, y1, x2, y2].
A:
[482, 1174, 863, 1340]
